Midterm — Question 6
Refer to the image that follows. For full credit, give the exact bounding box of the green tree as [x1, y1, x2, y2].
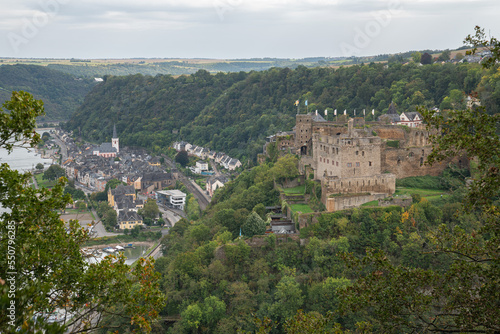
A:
[253, 203, 267, 219]
[35, 163, 44, 170]
[420, 52, 432, 65]
[437, 49, 451, 62]
[142, 198, 160, 219]
[0, 91, 165, 333]
[75, 200, 87, 212]
[130, 225, 141, 237]
[269, 275, 304, 323]
[411, 51, 422, 63]
[241, 211, 266, 237]
[175, 150, 189, 167]
[42, 164, 65, 181]
[105, 178, 126, 193]
[181, 303, 203, 332]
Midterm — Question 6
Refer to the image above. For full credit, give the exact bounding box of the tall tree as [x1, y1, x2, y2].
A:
[175, 150, 189, 167]
[43, 164, 65, 181]
[420, 52, 433, 65]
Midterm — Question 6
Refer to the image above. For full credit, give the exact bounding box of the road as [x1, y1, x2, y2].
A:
[209, 160, 222, 176]
[53, 133, 68, 162]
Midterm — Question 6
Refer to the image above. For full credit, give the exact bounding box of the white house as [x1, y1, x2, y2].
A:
[156, 190, 187, 210]
[397, 112, 423, 128]
[228, 158, 242, 171]
[196, 161, 209, 172]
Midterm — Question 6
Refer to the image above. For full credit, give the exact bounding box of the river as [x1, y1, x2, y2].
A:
[0, 146, 53, 171]
[0, 130, 54, 172]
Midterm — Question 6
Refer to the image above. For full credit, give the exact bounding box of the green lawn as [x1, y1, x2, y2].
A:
[395, 187, 445, 197]
[290, 203, 313, 214]
[426, 194, 451, 205]
[34, 173, 56, 189]
[283, 185, 305, 194]
[361, 200, 379, 207]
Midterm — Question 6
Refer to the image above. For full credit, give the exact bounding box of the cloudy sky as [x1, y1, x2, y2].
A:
[1, 0, 499, 59]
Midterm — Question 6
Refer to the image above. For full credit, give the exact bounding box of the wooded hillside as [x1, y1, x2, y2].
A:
[65, 62, 499, 161]
[0, 64, 96, 121]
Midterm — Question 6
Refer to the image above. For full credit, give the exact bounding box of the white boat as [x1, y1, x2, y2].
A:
[103, 247, 115, 253]
[115, 245, 125, 251]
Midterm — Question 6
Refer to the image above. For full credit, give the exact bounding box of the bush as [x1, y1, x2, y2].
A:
[386, 140, 399, 148]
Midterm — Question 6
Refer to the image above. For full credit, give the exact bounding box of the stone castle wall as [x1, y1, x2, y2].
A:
[325, 193, 387, 212]
[321, 173, 396, 200]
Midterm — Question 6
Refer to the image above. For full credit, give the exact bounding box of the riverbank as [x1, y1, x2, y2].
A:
[84, 241, 154, 250]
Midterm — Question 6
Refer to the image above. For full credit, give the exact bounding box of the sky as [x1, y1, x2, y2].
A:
[1, 0, 499, 59]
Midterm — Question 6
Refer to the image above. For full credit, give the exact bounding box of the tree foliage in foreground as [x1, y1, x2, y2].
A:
[0, 91, 165, 333]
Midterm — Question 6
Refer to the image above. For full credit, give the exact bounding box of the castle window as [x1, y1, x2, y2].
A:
[332, 160, 334, 165]
[369, 161, 372, 166]
[356, 162, 360, 167]
[362, 151, 365, 156]
[336, 148, 339, 154]
[320, 157, 322, 162]
[336, 162, 339, 166]
[327, 159, 329, 164]
[347, 163, 352, 167]
[356, 151, 359, 155]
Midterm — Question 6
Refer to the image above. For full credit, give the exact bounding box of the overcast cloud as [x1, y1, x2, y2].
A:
[1, 0, 498, 58]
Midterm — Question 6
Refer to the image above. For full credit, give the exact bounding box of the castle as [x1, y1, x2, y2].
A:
[265, 112, 466, 212]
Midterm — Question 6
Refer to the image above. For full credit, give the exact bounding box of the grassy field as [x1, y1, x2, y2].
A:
[361, 187, 449, 207]
[34, 173, 56, 189]
[361, 200, 379, 207]
[395, 187, 445, 197]
[290, 203, 314, 214]
[283, 185, 306, 194]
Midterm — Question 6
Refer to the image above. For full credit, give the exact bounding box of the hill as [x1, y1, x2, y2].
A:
[0, 64, 96, 121]
[64, 62, 496, 161]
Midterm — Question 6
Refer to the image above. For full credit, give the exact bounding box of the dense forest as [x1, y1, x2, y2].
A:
[65, 62, 499, 162]
[130, 153, 497, 333]
[0, 64, 96, 121]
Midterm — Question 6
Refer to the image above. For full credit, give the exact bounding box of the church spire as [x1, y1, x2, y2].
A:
[112, 124, 119, 153]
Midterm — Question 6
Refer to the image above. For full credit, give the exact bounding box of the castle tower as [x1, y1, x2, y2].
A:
[295, 114, 314, 155]
[112, 124, 119, 153]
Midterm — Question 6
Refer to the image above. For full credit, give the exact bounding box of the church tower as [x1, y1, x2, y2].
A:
[112, 124, 119, 153]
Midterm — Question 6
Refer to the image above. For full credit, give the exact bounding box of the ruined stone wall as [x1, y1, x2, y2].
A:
[321, 173, 396, 202]
[371, 125, 431, 148]
[381, 147, 468, 178]
[325, 193, 387, 212]
[298, 155, 315, 175]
